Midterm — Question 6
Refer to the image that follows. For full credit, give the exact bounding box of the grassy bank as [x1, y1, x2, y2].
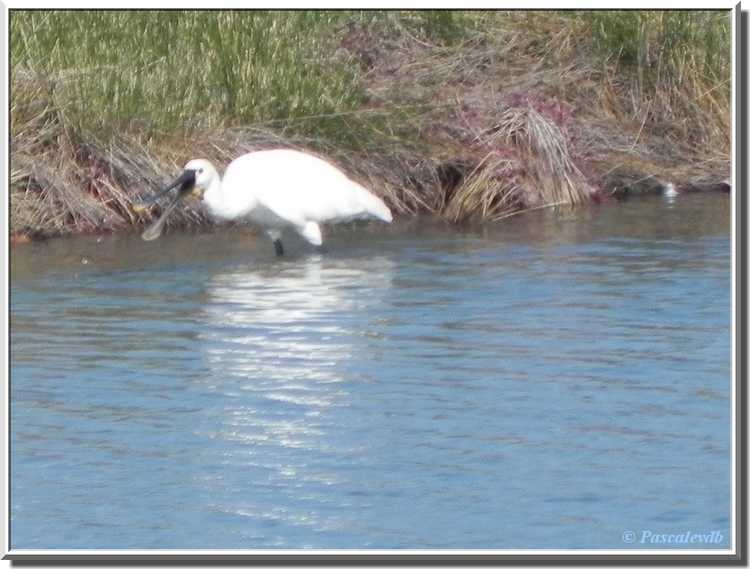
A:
[10, 10, 731, 239]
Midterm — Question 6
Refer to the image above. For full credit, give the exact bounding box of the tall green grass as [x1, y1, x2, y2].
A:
[10, 11, 472, 140]
[578, 10, 730, 152]
[583, 11, 730, 82]
[14, 10, 727, 148]
[11, 11, 366, 140]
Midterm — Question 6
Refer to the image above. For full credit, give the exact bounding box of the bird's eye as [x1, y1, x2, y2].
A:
[198, 168, 204, 174]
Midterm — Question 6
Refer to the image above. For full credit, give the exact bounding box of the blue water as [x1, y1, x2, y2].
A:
[10, 195, 732, 550]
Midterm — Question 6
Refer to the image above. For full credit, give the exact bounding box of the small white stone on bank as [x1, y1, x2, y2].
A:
[663, 182, 677, 197]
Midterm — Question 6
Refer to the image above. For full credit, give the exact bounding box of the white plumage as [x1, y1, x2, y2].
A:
[138, 148, 392, 255]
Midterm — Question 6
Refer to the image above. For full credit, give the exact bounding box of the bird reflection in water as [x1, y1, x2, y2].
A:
[192, 254, 395, 537]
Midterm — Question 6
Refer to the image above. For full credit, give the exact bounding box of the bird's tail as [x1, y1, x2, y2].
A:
[371, 196, 393, 223]
[361, 187, 393, 223]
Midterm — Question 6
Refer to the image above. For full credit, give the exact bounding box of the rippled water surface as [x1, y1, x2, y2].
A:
[11, 195, 732, 549]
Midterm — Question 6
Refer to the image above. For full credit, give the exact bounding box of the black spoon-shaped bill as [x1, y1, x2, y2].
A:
[138, 169, 197, 241]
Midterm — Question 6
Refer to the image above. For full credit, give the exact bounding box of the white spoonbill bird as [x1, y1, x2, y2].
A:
[135, 148, 392, 255]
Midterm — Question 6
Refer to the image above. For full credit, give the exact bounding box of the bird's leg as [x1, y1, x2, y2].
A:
[266, 229, 284, 256]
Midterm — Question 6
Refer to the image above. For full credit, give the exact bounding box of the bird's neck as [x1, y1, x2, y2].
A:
[203, 175, 225, 216]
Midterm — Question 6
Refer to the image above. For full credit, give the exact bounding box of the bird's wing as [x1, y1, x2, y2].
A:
[224, 149, 388, 225]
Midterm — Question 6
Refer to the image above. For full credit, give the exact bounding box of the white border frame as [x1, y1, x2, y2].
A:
[2, 1, 741, 560]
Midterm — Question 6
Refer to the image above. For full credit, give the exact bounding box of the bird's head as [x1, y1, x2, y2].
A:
[134, 158, 218, 241]
[183, 159, 218, 200]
